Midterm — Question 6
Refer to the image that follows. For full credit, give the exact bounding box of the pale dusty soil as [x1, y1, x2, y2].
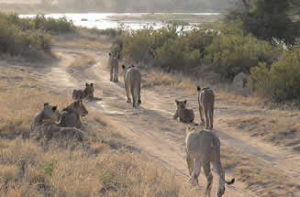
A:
[8, 42, 299, 196]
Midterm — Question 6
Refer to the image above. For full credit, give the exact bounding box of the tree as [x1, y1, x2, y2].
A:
[243, 0, 297, 45]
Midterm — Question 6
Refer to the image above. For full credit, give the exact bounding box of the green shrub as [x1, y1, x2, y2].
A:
[154, 38, 201, 71]
[3, 13, 34, 31]
[205, 21, 281, 80]
[151, 25, 178, 49]
[33, 14, 74, 33]
[184, 27, 217, 56]
[44, 160, 55, 176]
[99, 170, 118, 191]
[121, 29, 153, 63]
[0, 12, 73, 56]
[120, 24, 212, 71]
[250, 48, 300, 102]
[0, 18, 51, 55]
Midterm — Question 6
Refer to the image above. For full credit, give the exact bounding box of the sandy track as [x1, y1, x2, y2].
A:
[47, 46, 300, 197]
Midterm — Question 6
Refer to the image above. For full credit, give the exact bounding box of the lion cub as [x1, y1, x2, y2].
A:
[173, 100, 195, 123]
[72, 83, 94, 101]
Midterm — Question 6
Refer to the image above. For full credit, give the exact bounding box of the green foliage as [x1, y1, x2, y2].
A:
[44, 160, 55, 176]
[99, 170, 118, 191]
[120, 21, 283, 76]
[0, 14, 51, 55]
[121, 29, 154, 63]
[33, 14, 74, 34]
[206, 21, 281, 79]
[120, 21, 300, 102]
[0, 12, 73, 56]
[120, 24, 216, 72]
[229, 0, 298, 45]
[154, 38, 201, 71]
[250, 48, 300, 101]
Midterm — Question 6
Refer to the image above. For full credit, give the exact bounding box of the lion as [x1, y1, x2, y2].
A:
[31, 103, 86, 142]
[173, 100, 194, 123]
[109, 51, 120, 82]
[72, 83, 100, 101]
[197, 86, 215, 129]
[111, 39, 123, 56]
[58, 100, 88, 129]
[122, 64, 141, 107]
[31, 103, 60, 131]
[186, 126, 235, 197]
[72, 83, 94, 100]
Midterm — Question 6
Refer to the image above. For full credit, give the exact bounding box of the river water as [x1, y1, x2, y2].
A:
[19, 13, 220, 30]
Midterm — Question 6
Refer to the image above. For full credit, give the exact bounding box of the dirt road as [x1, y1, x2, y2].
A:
[45, 45, 300, 197]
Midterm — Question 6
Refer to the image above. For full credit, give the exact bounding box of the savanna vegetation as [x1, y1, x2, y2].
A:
[117, 0, 299, 103]
[0, 12, 73, 56]
[0, 49, 197, 197]
[227, 0, 299, 45]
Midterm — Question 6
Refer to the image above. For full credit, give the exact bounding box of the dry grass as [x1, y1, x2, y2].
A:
[142, 70, 196, 94]
[221, 147, 300, 197]
[215, 89, 262, 106]
[225, 112, 300, 151]
[142, 68, 260, 104]
[0, 58, 198, 197]
[142, 68, 300, 151]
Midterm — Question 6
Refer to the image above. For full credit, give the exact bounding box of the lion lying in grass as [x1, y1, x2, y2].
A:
[31, 103, 87, 142]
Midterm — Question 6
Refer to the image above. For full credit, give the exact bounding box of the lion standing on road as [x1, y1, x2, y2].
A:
[197, 86, 215, 129]
[109, 52, 120, 82]
[122, 65, 141, 108]
[186, 126, 234, 197]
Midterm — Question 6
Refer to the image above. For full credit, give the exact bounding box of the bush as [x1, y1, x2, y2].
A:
[154, 38, 201, 71]
[121, 29, 153, 63]
[33, 14, 74, 34]
[120, 24, 215, 72]
[120, 21, 283, 77]
[250, 48, 300, 101]
[205, 21, 282, 80]
[0, 15, 51, 55]
[226, 0, 298, 45]
[0, 12, 74, 56]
